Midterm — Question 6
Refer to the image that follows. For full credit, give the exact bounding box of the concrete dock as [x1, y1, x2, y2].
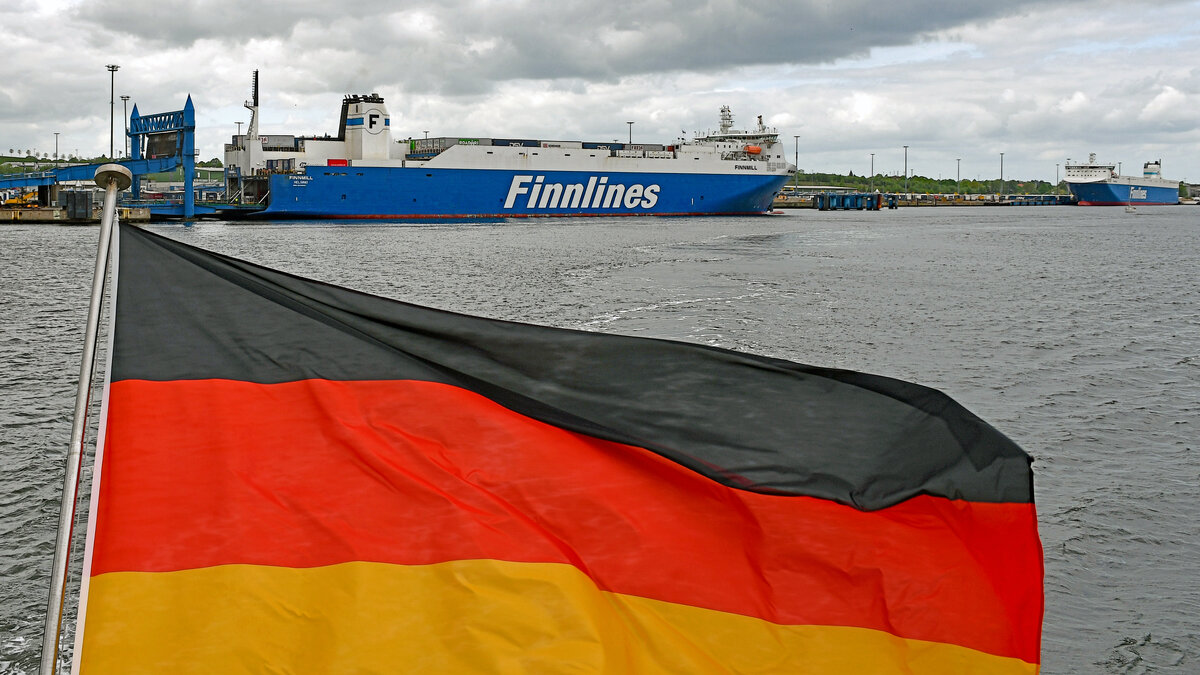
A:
[775, 192, 1076, 208]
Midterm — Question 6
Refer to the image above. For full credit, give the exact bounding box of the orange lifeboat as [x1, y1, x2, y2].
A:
[744, 145, 762, 155]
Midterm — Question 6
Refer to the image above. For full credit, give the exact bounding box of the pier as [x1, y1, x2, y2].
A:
[1, 96, 261, 222]
[774, 190, 1076, 209]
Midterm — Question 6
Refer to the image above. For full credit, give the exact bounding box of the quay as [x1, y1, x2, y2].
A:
[1, 95, 262, 222]
[1, 204, 150, 224]
[775, 188, 1076, 210]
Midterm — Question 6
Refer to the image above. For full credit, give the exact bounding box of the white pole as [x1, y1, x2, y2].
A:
[39, 164, 131, 675]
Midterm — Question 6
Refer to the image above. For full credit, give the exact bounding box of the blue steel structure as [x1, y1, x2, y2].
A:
[128, 96, 195, 217]
[1, 96, 210, 218]
[0, 156, 179, 189]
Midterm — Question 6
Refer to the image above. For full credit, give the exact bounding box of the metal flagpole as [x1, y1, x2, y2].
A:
[40, 164, 132, 675]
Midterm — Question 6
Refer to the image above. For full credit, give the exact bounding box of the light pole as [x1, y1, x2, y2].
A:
[903, 145, 908, 194]
[120, 94, 131, 157]
[956, 158, 961, 195]
[106, 64, 119, 159]
[999, 152, 1004, 195]
[120, 95, 130, 157]
[793, 135, 800, 185]
[423, 130, 429, 139]
[870, 153, 875, 192]
[54, 132, 60, 162]
[627, 121, 634, 145]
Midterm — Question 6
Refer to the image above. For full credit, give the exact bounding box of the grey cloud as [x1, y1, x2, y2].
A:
[72, 0, 1089, 95]
[7, 0, 1196, 179]
[71, 0, 346, 45]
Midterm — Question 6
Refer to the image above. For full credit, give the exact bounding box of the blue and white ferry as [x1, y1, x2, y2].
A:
[224, 78, 794, 219]
[1064, 153, 1180, 206]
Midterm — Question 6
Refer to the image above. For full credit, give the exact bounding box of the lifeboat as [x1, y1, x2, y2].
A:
[744, 145, 762, 154]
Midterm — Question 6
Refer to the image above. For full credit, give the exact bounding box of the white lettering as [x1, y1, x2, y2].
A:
[502, 175, 662, 211]
[504, 175, 533, 208]
[591, 177, 609, 208]
[581, 176, 598, 206]
[539, 182, 564, 208]
[641, 184, 660, 208]
[602, 184, 625, 208]
[527, 175, 545, 208]
[562, 183, 585, 208]
[623, 184, 644, 208]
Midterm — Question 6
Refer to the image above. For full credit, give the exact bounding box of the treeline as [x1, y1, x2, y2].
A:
[793, 171, 1066, 195]
[0, 156, 223, 175]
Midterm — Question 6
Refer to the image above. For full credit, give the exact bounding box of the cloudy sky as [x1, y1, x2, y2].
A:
[2, 0, 1198, 183]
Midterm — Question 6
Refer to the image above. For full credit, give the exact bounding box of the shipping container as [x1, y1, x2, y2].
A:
[64, 191, 92, 220]
[492, 138, 540, 148]
[412, 137, 459, 154]
[261, 135, 298, 150]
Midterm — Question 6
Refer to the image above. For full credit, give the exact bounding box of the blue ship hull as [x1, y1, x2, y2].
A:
[260, 166, 790, 219]
[1068, 181, 1179, 206]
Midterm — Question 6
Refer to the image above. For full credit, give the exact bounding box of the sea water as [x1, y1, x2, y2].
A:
[2, 206, 1197, 673]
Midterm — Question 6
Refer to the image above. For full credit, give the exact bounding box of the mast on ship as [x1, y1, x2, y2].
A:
[244, 69, 260, 143]
[695, 106, 778, 147]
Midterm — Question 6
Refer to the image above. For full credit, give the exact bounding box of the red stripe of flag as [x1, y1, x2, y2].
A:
[94, 378, 1042, 663]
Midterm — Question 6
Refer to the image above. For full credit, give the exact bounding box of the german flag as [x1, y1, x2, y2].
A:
[75, 224, 1042, 673]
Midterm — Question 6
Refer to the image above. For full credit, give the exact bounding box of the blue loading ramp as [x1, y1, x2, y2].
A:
[2, 96, 259, 218]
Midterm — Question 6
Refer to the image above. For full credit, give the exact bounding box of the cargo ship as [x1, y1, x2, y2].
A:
[224, 74, 794, 219]
[1064, 153, 1180, 206]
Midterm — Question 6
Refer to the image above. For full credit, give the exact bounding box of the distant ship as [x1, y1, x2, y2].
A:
[223, 73, 794, 219]
[1064, 153, 1180, 206]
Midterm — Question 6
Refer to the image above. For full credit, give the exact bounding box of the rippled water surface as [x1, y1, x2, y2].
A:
[2, 207, 1198, 673]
